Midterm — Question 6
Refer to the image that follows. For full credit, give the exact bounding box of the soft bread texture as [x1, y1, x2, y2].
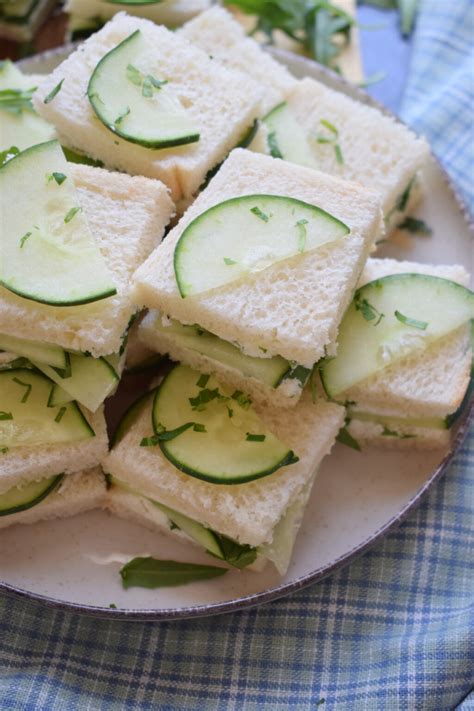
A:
[102, 390, 345, 547]
[347, 419, 450, 450]
[65, 0, 211, 29]
[132, 149, 383, 367]
[179, 6, 296, 115]
[344, 258, 472, 418]
[287, 78, 429, 221]
[0, 407, 108, 494]
[138, 310, 303, 408]
[0, 163, 173, 357]
[33, 13, 262, 203]
[0, 467, 106, 529]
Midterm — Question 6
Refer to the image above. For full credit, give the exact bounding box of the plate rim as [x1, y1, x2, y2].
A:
[2, 45, 473, 621]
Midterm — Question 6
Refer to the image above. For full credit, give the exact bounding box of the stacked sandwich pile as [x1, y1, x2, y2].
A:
[0, 0, 57, 42]
[0, 8, 472, 577]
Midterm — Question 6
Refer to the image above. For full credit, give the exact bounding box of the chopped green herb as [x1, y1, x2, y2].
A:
[267, 130, 283, 159]
[126, 64, 142, 86]
[19, 232, 32, 249]
[169, 520, 180, 531]
[54, 407, 67, 423]
[44, 79, 64, 104]
[250, 206, 270, 222]
[320, 118, 338, 135]
[189, 387, 228, 411]
[12, 377, 32, 403]
[0, 87, 35, 115]
[336, 424, 361, 451]
[64, 206, 82, 224]
[142, 75, 168, 97]
[315, 119, 344, 164]
[395, 177, 415, 213]
[120, 557, 227, 589]
[196, 374, 210, 388]
[47, 172, 67, 186]
[226, 406, 234, 418]
[0, 146, 19, 167]
[355, 294, 385, 326]
[296, 218, 308, 253]
[0, 411, 13, 420]
[381, 426, 416, 439]
[223, 257, 237, 265]
[246, 433, 266, 442]
[334, 143, 344, 165]
[212, 534, 257, 569]
[394, 310, 428, 331]
[286, 364, 312, 388]
[0, 446, 8, 454]
[108, 603, 117, 609]
[148, 75, 168, 90]
[140, 422, 195, 446]
[231, 390, 252, 410]
[114, 106, 130, 126]
[397, 216, 432, 235]
[193, 423, 207, 433]
[258, 346, 267, 353]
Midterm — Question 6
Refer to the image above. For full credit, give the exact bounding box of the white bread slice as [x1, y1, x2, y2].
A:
[33, 13, 262, 203]
[0, 467, 106, 529]
[102, 389, 345, 548]
[344, 258, 472, 418]
[65, 0, 211, 30]
[179, 6, 296, 115]
[287, 77, 429, 222]
[346, 419, 451, 450]
[0, 407, 108, 494]
[0, 163, 173, 358]
[132, 148, 383, 368]
[137, 310, 303, 408]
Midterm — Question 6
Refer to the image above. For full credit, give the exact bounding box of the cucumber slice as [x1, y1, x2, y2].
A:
[150, 364, 298, 484]
[144, 313, 290, 388]
[0, 333, 67, 369]
[0, 368, 94, 447]
[0, 473, 63, 517]
[174, 194, 349, 297]
[263, 102, 320, 170]
[322, 274, 474, 397]
[47, 383, 74, 408]
[0, 140, 117, 306]
[111, 391, 153, 448]
[34, 353, 119, 413]
[87, 30, 200, 149]
[348, 410, 448, 431]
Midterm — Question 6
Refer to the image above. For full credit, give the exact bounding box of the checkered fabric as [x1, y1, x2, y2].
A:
[1, 2, 473, 709]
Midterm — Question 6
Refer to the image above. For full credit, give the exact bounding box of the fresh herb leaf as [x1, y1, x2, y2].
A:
[54, 406, 67, 423]
[246, 433, 266, 442]
[12, 377, 31, 403]
[286, 364, 312, 388]
[109, 603, 117, 609]
[120, 557, 227, 589]
[336, 424, 361, 451]
[193, 423, 207, 433]
[47, 172, 67, 186]
[189, 387, 228, 411]
[315, 118, 344, 164]
[44, 79, 64, 104]
[226, 406, 234, 418]
[148, 75, 168, 90]
[196, 374, 210, 388]
[320, 118, 338, 135]
[267, 129, 283, 158]
[64, 206, 82, 224]
[126, 64, 142, 86]
[0, 146, 19, 166]
[223, 257, 237, 265]
[395, 177, 415, 213]
[213, 534, 257, 569]
[140, 422, 195, 446]
[114, 106, 130, 126]
[397, 216, 432, 235]
[0, 87, 36, 115]
[142, 75, 168, 97]
[381, 426, 416, 439]
[231, 390, 252, 410]
[0, 411, 13, 420]
[19, 232, 32, 249]
[295, 218, 308, 253]
[394, 310, 428, 330]
[250, 206, 270, 222]
[355, 294, 385, 326]
[0, 446, 8, 454]
[334, 143, 344, 165]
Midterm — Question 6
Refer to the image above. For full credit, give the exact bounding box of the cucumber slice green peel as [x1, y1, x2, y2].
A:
[142, 364, 298, 485]
[87, 30, 200, 150]
[0, 368, 95, 448]
[263, 102, 320, 170]
[0, 140, 117, 306]
[174, 194, 349, 297]
[321, 274, 474, 397]
[0, 473, 63, 517]
[0, 332, 67, 369]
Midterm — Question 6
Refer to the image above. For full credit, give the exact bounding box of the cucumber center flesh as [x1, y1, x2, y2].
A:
[0, 474, 63, 517]
[149, 364, 298, 484]
[0, 140, 117, 306]
[263, 102, 320, 170]
[87, 29, 200, 149]
[0, 332, 67, 369]
[174, 194, 350, 297]
[321, 274, 474, 397]
[0, 368, 94, 447]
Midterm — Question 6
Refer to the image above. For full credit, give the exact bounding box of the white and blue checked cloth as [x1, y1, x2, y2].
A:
[1, 2, 473, 708]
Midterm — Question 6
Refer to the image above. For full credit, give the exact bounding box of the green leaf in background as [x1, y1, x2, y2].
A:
[359, 0, 419, 37]
[214, 535, 258, 569]
[120, 557, 228, 589]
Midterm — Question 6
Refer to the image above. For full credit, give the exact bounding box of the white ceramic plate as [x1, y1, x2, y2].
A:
[1, 47, 472, 620]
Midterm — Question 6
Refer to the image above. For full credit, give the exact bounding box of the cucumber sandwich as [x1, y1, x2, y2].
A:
[320, 258, 474, 448]
[0, 0, 56, 42]
[132, 148, 383, 408]
[33, 12, 263, 205]
[179, 7, 429, 234]
[103, 364, 345, 574]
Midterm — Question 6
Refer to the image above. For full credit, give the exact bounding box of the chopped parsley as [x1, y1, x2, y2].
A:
[267, 130, 283, 159]
[226, 406, 234, 418]
[12, 377, 32, 403]
[47, 172, 67, 186]
[193, 423, 207, 433]
[223, 257, 237, 265]
[19, 232, 32, 249]
[250, 206, 270, 222]
[189, 387, 227, 411]
[0, 145, 19, 167]
[140, 422, 195, 446]
[114, 106, 130, 126]
[246, 433, 266, 442]
[0, 446, 8, 454]
[196, 374, 210, 388]
[44, 79, 64, 105]
[109, 603, 117, 609]
[336, 422, 361, 451]
[355, 294, 385, 326]
[0, 87, 35, 115]
[397, 217, 432, 236]
[296, 218, 309, 253]
[394, 310, 428, 331]
[64, 206, 82, 224]
[394, 177, 415, 214]
[315, 118, 344, 164]
[381, 426, 416, 439]
[126, 64, 142, 86]
[0, 411, 13, 420]
[126, 64, 168, 97]
[231, 390, 252, 410]
[54, 407, 67, 423]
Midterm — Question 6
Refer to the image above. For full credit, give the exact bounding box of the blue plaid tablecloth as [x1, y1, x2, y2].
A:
[1, 2, 473, 709]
